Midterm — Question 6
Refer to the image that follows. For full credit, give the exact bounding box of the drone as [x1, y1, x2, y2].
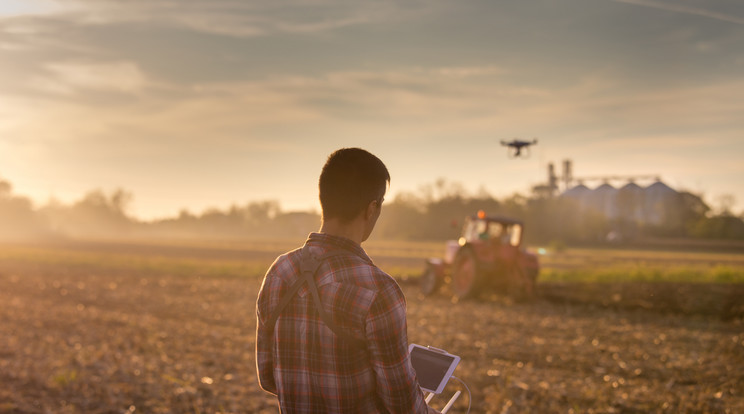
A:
[501, 138, 538, 158]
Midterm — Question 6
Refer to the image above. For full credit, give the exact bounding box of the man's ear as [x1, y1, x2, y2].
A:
[364, 199, 378, 221]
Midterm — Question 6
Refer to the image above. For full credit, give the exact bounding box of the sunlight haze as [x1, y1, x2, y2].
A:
[1, 0, 742, 220]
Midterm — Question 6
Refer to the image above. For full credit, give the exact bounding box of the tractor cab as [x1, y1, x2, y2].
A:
[457, 212, 525, 268]
[459, 212, 523, 247]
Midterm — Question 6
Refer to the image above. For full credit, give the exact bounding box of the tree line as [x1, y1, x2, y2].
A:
[1, 177, 743, 244]
[373, 179, 744, 244]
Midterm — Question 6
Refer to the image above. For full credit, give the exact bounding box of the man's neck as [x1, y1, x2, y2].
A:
[319, 217, 365, 245]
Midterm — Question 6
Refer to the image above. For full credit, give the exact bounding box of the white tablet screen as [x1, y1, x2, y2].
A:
[410, 346, 457, 393]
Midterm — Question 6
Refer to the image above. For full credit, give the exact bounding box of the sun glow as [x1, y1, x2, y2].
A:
[0, 0, 63, 17]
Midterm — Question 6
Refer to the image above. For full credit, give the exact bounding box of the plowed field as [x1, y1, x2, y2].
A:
[0, 240, 742, 413]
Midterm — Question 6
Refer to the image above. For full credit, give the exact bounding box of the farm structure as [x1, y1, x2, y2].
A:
[562, 180, 682, 226]
[532, 159, 697, 228]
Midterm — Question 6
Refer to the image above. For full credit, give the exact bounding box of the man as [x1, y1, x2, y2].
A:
[256, 148, 437, 413]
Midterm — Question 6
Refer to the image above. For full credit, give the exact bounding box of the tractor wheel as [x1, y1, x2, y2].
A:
[507, 265, 536, 302]
[420, 266, 442, 296]
[451, 248, 482, 299]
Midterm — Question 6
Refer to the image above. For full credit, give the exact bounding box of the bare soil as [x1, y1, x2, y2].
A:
[0, 242, 742, 413]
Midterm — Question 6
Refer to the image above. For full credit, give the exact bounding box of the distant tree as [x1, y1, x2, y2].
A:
[178, 209, 196, 221]
[246, 200, 281, 227]
[273, 211, 321, 238]
[691, 215, 744, 239]
[714, 194, 736, 216]
[417, 178, 468, 204]
[40, 188, 135, 237]
[639, 191, 709, 237]
[0, 179, 50, 239]
[678, 191, 711, 236]
[375, 193, 426, 240]
[525, 196, 607, 244]
[0, 180, 11, 196]
[498, 193, 529, 218]
[111, 189, 132, 215]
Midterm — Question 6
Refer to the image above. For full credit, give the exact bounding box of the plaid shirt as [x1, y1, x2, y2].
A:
[256, 233, 431, 413]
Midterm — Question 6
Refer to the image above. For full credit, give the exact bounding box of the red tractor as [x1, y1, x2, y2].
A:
[420, 211, 540, 300]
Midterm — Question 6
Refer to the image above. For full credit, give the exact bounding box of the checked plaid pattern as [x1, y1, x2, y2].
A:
[256, 233, 431, 413]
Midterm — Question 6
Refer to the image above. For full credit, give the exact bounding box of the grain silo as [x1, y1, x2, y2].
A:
[589, 183, 619, 219]
[643, 180, 678, 225]
[562, 183, 591, 210]
[618, 182, 645, 222]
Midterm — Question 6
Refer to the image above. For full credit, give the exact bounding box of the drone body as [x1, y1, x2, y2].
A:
[501, 138, 538, 158]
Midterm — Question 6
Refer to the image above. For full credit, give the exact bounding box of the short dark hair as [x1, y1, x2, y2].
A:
[319, 148, 390, 222]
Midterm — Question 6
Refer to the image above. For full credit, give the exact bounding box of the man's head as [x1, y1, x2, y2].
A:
[319, 148, 390, 240]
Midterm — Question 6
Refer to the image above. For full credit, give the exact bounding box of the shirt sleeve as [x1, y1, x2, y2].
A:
[366, 280, 431, 414]
[255, 272, 277, 395]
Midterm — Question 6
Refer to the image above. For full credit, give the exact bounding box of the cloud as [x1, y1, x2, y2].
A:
[610, 0, 744, 25]
[13, 63, 744, 146]
[31, 0, 416, 38]
[30, 61, 148, 95]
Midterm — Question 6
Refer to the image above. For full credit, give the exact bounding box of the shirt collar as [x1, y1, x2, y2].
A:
[304, 232, 373, 265]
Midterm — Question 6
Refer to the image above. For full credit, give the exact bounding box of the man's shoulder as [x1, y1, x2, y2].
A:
[265, 248, 301, 279]
[263, 244, 401, 294]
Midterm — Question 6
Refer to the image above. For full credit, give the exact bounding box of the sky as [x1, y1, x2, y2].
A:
[1, 0, 743, 220]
